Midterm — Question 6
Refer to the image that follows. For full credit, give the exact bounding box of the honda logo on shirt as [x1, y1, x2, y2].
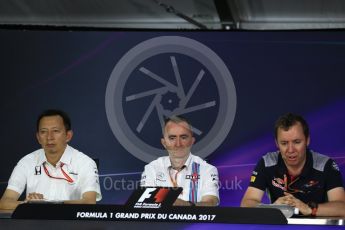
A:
[35, 166, 41, 175]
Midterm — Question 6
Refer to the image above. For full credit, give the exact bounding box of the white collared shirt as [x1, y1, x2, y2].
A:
[7, 145, 102, 201]
[140, 153, 219, 203]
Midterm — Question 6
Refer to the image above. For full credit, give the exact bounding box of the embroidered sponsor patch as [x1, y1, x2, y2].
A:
[272, 177, 285, 191]
[211, 174, 218, 182]
[250, 176, 256, 182]
[211, 173, 218, 178]
[157, 172, 165, 180]
[302, 180, 319, 189]
[185, 174, 200, 180]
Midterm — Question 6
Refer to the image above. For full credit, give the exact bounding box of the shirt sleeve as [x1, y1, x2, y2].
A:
[200, 165, 219, 200]
[248, 158, 267, 191]
[79, 159, 102, 201]
[324, 159, 344, 191]
[140, 163, 156, 187]
[6, 158, 27, 195]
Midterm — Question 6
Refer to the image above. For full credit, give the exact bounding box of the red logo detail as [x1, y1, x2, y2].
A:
[192, 173, 199, 182]
[154, 188, 169, 203]
[274, 177, 284, 184]
[272, 177, 285, 191]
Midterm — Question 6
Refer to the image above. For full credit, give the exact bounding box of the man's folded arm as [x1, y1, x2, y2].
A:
[240, 186, 265, 207]
[315, 187, 345, 217]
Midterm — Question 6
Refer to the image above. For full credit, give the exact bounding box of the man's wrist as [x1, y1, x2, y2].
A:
[307, 202, 318, 216]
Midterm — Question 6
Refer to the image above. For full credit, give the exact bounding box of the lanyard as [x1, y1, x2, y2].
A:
[284, 173, 302, 193]
[43, 162, 74, 183]
[169, 166, 186, 187]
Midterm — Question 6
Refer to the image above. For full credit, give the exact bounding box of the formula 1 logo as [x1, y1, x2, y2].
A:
[138, 187, 168, 203]
[134, 187, 174, 208]
[105, 36, 237, 163]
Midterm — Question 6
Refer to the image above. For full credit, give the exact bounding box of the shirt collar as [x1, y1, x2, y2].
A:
[166, 153, 192, 171]
[277, 149, 312, 178]
[37, 145, 72, 167]
[59, 145, 73, 165]
[37, 150, 47, 166]
[300, 149, 313, 177]
[184, 153, 193, 169]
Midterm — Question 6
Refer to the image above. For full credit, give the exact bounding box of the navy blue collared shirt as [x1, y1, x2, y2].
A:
[249, 150, 343, 204]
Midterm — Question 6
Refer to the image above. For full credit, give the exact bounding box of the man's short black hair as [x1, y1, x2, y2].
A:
[274, 113, 309, 139]
[36, 109, 71, 131]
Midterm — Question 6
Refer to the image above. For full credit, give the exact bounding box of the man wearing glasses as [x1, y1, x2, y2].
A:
[241, 113, 345, 217]
[0, 109, 101, 210]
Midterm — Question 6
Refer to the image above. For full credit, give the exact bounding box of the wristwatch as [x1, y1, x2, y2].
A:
[307, 201, 318, 216]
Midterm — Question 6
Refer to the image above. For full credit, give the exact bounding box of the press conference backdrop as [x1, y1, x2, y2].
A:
[0, 29, 344, 206]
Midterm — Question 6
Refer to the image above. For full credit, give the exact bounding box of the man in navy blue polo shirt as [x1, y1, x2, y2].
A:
[241, 113, 345, 217]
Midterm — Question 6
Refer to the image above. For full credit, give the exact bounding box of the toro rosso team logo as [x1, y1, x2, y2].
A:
[272, 177, 285, 191]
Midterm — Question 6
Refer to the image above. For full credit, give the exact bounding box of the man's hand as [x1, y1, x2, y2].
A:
[25, 192, 45, 201]
[173, 195, 218, 207]
[274, 192, 311, 215]
[173, 198, 192, 206]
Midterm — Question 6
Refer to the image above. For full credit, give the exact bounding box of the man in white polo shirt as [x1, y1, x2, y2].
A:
[0, 109, 101, 210]
[141, 116, 219, 206]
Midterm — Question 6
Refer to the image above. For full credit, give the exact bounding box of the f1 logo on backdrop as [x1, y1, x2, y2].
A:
[105, 36, 237, 163]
